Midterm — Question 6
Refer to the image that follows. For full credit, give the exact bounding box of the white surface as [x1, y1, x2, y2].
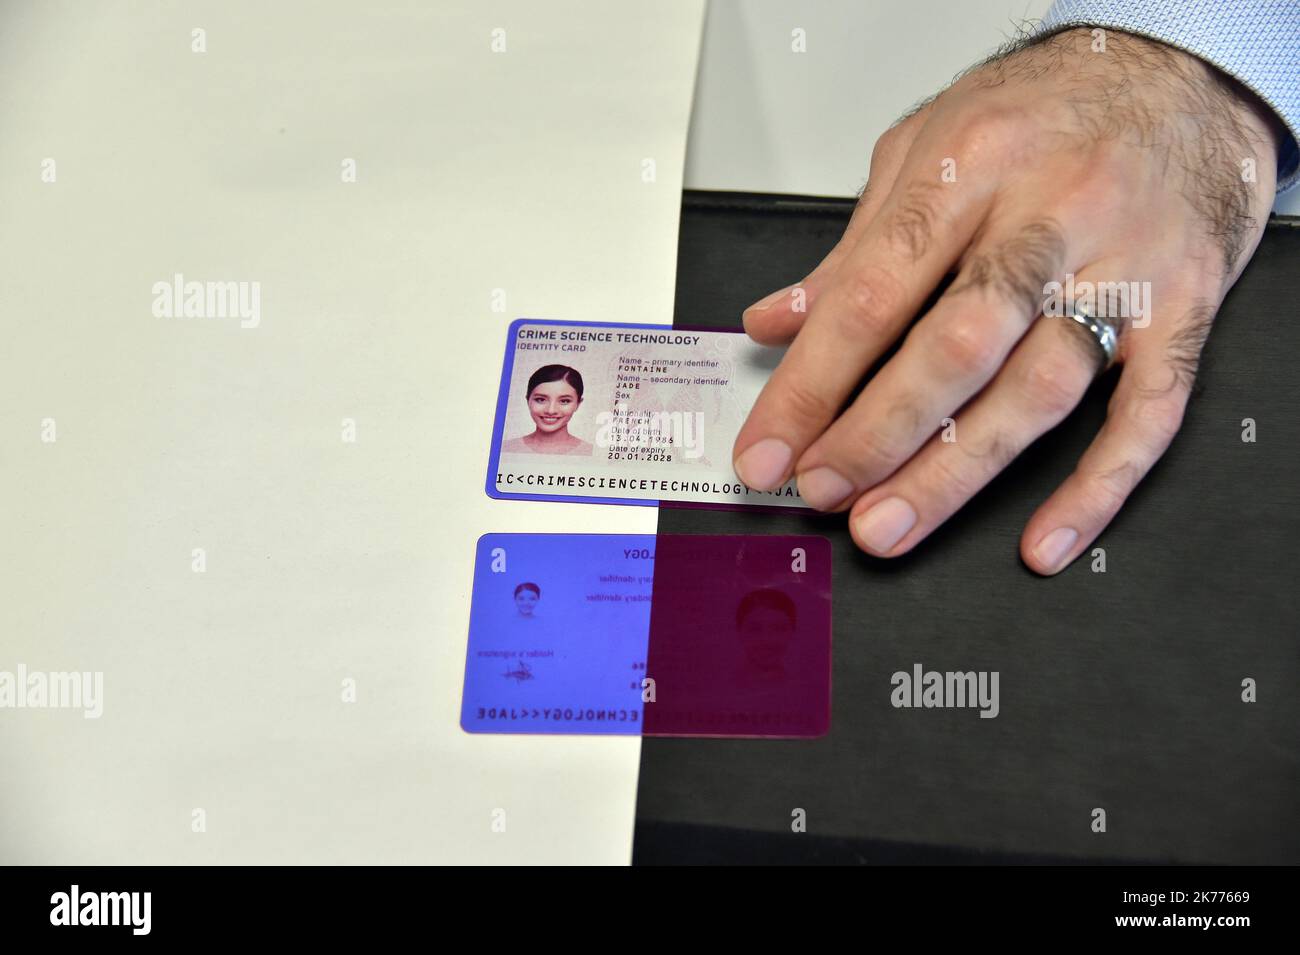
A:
[0, 0, 703, 864]
[687, 0, 1300, 214]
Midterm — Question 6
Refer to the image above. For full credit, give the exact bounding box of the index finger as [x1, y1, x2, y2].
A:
[732, 169, 991, 491]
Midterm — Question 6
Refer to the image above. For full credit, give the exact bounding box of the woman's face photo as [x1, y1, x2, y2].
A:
[527, 380, 580, 434]
[515, 588, 539, 617]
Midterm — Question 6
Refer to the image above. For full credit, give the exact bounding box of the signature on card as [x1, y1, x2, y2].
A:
[503, 661, 535, 683]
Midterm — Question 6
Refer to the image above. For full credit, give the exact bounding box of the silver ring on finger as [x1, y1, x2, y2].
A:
[1059, 298, 1122, 371]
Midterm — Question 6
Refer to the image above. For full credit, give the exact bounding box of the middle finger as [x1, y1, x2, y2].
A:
[795, 216, 1071, 510]
[846, 287, 1109, 556]
[732, 172, 990, 492]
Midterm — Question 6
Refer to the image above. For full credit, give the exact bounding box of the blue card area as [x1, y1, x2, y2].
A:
[460, 533, 654, 734]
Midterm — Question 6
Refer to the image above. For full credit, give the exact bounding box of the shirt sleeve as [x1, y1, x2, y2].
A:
[1038, 0, 1300, 193]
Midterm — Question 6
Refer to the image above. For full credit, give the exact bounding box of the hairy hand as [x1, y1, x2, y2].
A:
[733, 26, 1281, 573]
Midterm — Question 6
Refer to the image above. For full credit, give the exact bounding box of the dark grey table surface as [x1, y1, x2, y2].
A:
[633, 191, 1300, 865]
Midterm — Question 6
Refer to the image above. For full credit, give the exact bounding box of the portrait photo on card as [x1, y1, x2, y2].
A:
[500, 363, 596, 456]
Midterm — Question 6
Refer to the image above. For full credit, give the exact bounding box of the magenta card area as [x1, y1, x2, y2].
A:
[643, 534, 832, 738]
[460, 534, 832, 738]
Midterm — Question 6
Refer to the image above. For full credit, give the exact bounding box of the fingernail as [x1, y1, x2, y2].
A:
[1032, 527, 1078, 573]
[734, 438, 793, 491]
[745, 284, 795, 313]
[853, 496, 917, 554]
[798, 467, 855, 511]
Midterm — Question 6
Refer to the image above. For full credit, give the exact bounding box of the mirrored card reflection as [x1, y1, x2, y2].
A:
[460, 534, 832, 738]
[461, 534, 653, 735]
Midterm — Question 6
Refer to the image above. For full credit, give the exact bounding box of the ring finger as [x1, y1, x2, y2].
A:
[845, 275, 1115, 556]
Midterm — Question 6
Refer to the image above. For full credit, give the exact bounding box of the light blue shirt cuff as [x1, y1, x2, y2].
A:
[1039, 0, 1300, 194]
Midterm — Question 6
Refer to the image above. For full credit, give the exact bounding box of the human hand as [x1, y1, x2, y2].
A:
[732, 26, 1281, 574]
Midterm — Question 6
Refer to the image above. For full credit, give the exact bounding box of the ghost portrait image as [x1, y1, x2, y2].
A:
[514, 582, 541, 618]
[501, 364, 594, 455]
[734, 588, 797, 688]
